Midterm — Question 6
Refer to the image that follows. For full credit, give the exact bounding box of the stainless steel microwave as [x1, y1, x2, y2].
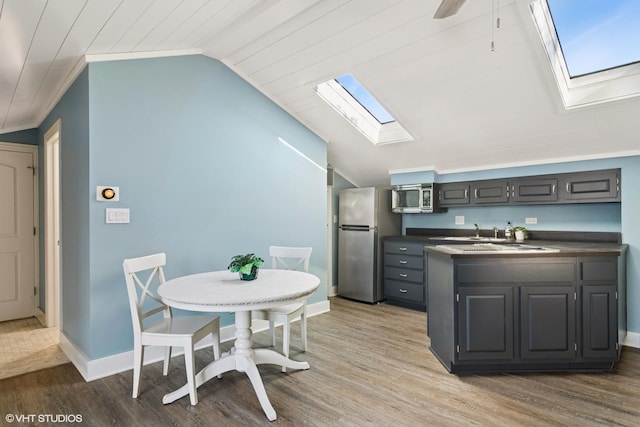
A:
[391, 184, 435, 213]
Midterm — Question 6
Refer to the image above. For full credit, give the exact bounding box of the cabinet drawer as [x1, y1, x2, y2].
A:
[456, 259, 575, 284]
[580, 258, 617, 282]
[385, 280, 424, 303]
[385, 266, 423, 283]
[385, 254, 424, 269]
[385, 241, 424, 256]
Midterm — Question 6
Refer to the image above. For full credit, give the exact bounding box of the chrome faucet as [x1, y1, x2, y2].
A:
[474, 223, 480, 238]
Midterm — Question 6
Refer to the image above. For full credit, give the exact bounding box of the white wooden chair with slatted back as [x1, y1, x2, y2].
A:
[252, 246, 312, 372]
[123, 252, 221, 405]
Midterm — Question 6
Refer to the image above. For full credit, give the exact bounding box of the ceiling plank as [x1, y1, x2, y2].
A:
[0, 0, 47, 127]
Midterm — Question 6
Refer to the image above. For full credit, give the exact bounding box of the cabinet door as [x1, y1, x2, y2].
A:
[520, 286, 576, 359]
[511, 177, 558, 203]
[471, 180, 509, 204]
[458, 287, 514, 360]
[579, 257, 618, 359]
[561, 169, 620, 202]
[581, 285, 617, 359]
[438, 182, 470, 206]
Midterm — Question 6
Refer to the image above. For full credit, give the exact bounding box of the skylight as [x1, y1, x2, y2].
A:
[529, 0, 640, 109]
[315, 73, 413, 145]
[335, 74, 395, 124]
[547, 0, 640, 78]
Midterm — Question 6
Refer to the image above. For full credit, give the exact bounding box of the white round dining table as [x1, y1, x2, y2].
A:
[157, 268, 320, 421]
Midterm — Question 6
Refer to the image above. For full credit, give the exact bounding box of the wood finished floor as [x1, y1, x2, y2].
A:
[1, 296, 639, 426]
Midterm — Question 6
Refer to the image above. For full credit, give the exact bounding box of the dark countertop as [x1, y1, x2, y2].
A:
[382, 228, 626, 258]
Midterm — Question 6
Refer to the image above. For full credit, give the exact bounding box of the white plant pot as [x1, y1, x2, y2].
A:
[515, 230, 525, 241]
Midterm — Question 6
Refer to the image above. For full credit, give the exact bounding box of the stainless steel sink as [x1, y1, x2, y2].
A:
[436, 243, 559, 253]
[431, 236, 509, 243]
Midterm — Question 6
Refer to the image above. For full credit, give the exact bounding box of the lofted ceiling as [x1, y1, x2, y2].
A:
[1, 0, 639, 186]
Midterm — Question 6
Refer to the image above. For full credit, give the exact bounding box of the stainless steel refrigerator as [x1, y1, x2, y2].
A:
[338, 187, 401, 303]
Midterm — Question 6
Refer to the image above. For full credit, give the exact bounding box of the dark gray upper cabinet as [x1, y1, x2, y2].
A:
[438, 182, 470, 206]
[434, 169, 620, 208]
[471, 179, 509, 204]
[562, 169, 620, 202]
[511, 177, 559, 203]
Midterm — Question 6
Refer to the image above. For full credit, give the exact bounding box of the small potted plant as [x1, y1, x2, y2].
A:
[228, 253, 264, 281]
[513, 226, 528, 241]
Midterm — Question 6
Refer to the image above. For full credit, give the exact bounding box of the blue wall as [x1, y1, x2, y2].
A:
[39, 55, 328, 360]
[0, 128, 38, 145]
[39, 68, 92, 355]
[391, 157, 640, 336]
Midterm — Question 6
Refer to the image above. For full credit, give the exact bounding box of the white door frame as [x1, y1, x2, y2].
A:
[327, 186, 333, 296]
[0, 141, 39, 319]
[44, 120, 61, 328]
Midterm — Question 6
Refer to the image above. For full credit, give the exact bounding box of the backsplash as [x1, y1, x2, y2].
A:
[401, 203, 621, 234]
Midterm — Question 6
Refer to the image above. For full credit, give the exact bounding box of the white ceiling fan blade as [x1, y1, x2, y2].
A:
[433, 0, 467, 19]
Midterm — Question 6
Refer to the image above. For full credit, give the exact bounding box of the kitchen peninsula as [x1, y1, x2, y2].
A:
[423, 232, 626, 374]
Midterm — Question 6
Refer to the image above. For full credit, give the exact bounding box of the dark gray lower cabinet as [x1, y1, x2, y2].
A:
[458, 287, 513, 360]
[428, 253, 623, 373]
[383, 240, 427, 311]
[520, 286, 576, 360]
[582, 285, 617, 359]
[580, 256, 619, 360]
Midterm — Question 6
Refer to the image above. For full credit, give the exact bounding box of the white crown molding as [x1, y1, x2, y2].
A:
[85, 49, 202, 63]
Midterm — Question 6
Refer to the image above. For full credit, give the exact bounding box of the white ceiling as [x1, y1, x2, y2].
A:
[1, 0, 639, 186]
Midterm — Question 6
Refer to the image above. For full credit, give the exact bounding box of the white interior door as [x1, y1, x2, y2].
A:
[0, 145, 36, 322]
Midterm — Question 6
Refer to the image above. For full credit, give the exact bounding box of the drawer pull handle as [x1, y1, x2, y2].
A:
[399, 260, 408, 264]
[398, 247, 408, 251]
[399, 273, 408, 278]
[399, 289, 408, 293]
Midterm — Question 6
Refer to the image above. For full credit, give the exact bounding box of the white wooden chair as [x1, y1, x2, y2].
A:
[252, 246, 312, 372]
[123, 253, 221, 405]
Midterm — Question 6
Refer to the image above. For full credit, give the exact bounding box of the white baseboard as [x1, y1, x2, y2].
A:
[36, 308, 46, 326]
[623, 331, 640, 348]
[61, 300, 330, 382]
[329, 286, 338, 297]
[60, 297, 635, 383]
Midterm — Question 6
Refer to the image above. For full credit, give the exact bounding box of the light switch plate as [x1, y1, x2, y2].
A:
[106, 208, 130, 224]
[525, 217, 538, 224]
[455, 216, 465, 225]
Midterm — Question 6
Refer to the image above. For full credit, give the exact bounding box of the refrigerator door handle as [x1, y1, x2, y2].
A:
[340, 225, 373, 231]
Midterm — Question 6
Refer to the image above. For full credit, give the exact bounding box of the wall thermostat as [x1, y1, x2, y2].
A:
[97, 186, 119, 201]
